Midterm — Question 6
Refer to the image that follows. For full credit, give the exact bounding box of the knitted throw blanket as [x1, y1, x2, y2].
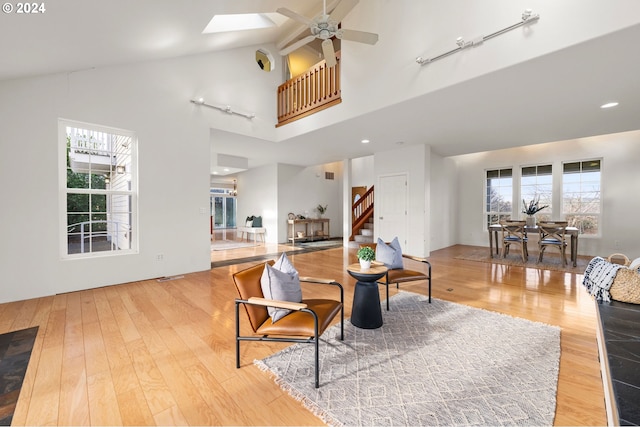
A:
[582, 256, 625, 302]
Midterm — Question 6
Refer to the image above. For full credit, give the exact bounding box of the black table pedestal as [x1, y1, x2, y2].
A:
[351, 280, 383, 329]
[347, 264, 388, 329]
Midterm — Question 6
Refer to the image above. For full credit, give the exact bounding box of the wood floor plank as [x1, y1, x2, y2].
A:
[5, 244, 607, 426]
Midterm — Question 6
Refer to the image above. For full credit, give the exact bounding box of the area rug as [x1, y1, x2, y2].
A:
[0, 326, 38, 426]
[210, 240, 258, 251]
[455, 247, 590, 273]
[297, 240, 343, 249]
[256, 292, 560, 426]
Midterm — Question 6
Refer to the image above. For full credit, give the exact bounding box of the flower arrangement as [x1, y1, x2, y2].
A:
[522, 196, 549, 216]
[316, 204, 328, 215]
[356, 246, 376, 261]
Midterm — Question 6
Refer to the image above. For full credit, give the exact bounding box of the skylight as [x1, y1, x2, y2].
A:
[202, 13, 288, 34]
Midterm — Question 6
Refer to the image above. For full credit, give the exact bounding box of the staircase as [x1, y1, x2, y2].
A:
[354, 217, 374, 244]
[350, 186, 374, 247]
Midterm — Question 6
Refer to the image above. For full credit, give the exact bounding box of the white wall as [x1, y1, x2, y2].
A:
[452, 130, 640, 257]
[351, 156, 374, 188]
[0, 44, 281, 303]
[374, 144, 430, 257]
[430, 153, 458, 251]
[237, 164, 278, 243]
[277, 162, 344, 243]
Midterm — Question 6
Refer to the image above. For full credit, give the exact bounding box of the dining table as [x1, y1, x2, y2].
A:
[488, 223, 580, 267]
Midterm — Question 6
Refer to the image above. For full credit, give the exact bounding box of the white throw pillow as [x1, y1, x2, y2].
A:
[260, 253, 302, 323]
[376, 237, 404, 269]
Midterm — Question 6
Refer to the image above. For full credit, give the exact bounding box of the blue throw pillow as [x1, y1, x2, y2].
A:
[252, 216, 262, 227]
[376, 237, 404, 269]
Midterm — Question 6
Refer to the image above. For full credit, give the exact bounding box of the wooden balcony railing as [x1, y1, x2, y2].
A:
[276, 52, 341, 127]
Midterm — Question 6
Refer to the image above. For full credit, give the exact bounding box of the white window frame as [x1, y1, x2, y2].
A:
[59, 119, 138, 259]
[562, 159, 602, 237]
[484, 167, 513, 229]
[520, 164, 553, 221]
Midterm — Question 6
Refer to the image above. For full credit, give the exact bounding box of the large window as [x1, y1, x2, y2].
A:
[563, 160, 601, 235]
[485, 168, 513, 227]
[521, 164, 552, 221]
[61, 120, 137, 257]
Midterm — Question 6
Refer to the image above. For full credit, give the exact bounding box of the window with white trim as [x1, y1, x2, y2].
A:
[61, 120, 137, 257]
[562, 160, 601, 236]
[521, 164, 552, 221]
[485, 168, 513, 227]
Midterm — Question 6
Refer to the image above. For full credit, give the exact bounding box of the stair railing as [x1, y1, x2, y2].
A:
[350, 186, 374, 241]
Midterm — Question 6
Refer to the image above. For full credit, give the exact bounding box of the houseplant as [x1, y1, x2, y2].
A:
[316, 204, 327, 217]
[522, 196, 548, 226]
[356, 246, 375, 270]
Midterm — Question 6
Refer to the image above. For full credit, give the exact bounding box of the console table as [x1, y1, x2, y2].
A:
[287, 218, 330, 244]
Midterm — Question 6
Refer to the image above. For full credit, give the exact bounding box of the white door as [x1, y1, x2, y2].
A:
[377, 174, 408, 247]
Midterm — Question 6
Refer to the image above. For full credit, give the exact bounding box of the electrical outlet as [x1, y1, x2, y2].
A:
[156, 253, 164, 261]
[614, 240, 620, 249]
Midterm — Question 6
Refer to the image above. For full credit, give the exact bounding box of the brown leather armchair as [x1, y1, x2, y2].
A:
[232, 261, 344, 388]
[360, 243, 432, 310]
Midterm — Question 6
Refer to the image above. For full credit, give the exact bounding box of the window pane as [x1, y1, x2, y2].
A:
[562, 159, 601, 235]
[64, 121, 136, 256]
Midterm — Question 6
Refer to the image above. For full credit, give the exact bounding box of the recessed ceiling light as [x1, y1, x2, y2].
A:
[600, 102, 619, 109]
[361, 139, 370, 144]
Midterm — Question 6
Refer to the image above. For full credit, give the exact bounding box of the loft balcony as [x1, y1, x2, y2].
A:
[276, 52, 341, 127]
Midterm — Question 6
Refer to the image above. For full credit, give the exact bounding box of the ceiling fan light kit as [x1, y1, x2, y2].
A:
[416, 9, 540, 66]
[277, 0, 379, 67]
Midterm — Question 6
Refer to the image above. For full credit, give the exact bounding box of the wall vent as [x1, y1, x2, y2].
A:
[325, 171, 335, 180]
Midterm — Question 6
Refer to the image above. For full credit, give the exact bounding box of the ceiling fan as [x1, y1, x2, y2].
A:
[276, 0, 379, 67]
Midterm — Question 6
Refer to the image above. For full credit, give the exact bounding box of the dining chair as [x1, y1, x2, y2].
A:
[537, 221, 569, 266]
[500, 220, 528, 262]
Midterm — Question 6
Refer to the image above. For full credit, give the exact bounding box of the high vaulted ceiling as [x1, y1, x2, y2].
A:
[2, 1, 640, 175]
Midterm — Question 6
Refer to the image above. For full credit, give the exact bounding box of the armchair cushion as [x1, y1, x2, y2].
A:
[260, 253, 302, 323]
[376, 237, 403, 269]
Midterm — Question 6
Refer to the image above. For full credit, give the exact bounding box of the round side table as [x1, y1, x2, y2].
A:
[347, 263, 388, 329]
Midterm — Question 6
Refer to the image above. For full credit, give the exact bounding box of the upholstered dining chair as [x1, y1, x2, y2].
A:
[537, 221, 569, 266]
[232, 260, 344, 388]
[360, 241, 432, 311]
[500, 220, 528, 262]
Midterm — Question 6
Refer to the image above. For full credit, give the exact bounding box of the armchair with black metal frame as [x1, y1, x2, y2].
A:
[232, 260, 344, 389]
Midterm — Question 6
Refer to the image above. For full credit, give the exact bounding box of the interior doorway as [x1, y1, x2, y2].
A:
[210, 189, 236, 240]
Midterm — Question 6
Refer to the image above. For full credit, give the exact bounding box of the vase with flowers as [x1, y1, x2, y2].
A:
[522, 196, 548, 227]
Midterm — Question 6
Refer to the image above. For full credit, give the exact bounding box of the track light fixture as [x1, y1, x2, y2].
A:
[416, 9, 540, 66]
[190, 98, 255, 119]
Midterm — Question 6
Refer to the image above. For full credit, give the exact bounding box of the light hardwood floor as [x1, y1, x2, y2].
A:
[2, 245, 605, 426]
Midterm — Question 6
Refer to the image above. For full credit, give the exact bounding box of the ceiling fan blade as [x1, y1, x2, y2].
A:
[328, 0, 359, 23]
[279, 34, 317, 56]
[338, 28, 379, 45]
[322, 39, 337, 67]
[276, 7, 313, 26]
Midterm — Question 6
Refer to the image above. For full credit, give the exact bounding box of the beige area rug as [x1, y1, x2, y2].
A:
[455, 247, 590, 273]
[210, 240, 258, 251]
[256, 291, 560, 426]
